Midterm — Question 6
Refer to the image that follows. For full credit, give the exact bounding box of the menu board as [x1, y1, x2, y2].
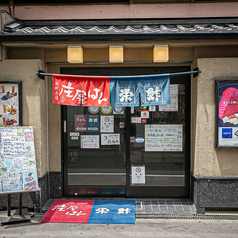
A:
[145, 124, 183, 152]
[0, 127, 39, 194]
[0, 82, 22, 127]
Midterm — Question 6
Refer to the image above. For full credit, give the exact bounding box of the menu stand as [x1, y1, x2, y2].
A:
[0, 193, 31, 225]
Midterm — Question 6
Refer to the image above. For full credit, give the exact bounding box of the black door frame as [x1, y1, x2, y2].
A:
[60, 66, 191, 198]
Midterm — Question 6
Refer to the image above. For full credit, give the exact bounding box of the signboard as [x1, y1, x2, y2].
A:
[0, 81, 22, 127]
[0, 127, 39, 194]
[87, 115, 99, 132]
[159, 84, 178, 112]
[101, 134, 120, 145]
[131, 117, 141, 123]
[75, 115, 87, 132]
[131, 165, 145, 184]
[81, 135, 99, 149]
[145, 124, 183, 152]
[141, 110, 149, 118]
[216, 80, 238, 147]
[113, 107, 124, 114]
[100, 116, 114, 132]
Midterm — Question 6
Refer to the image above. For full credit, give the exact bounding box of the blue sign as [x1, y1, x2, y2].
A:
[87, 115, 99, 132]
[222, 128, 232, 138]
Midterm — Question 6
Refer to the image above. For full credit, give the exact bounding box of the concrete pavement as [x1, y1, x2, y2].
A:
[1, 218, 238, 238]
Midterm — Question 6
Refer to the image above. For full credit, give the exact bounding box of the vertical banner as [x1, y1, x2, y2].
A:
[139, 74, 170, 106]
[53, 75, 110, 107]
[216, 80, 238, 147]
[110, 77, 139, 107]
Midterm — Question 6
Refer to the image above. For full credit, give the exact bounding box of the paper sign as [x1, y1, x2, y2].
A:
[131, 117, 141, 123]
[145, 124, 183, 152]
[131, 166, 145, 184]
[149, 106, 156, 112]
[100, 116, 114, 132]
[131, 107, 134, 114]
[81, 135, 99, 149]
[130, 137, 135, 143]
[101, 134, 120, 145]
[141, 110, 149, 118]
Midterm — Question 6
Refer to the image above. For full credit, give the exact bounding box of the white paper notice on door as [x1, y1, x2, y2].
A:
[100, 116, 114, 132]
[145, 124, 183, 152]
[131, 165, 145, 184]
[101, 134, 120, 145]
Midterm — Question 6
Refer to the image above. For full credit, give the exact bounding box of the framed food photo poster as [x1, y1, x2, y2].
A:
[0, 81, 22, 127]
[216, 80, 238, 148]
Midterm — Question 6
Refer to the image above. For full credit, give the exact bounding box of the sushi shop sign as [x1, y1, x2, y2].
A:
[216, 80, 238, 148]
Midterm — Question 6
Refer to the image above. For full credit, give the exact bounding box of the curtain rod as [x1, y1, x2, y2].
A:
[36, 68, 201, 80]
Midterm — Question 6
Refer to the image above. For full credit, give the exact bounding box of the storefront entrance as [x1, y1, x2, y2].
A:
[61, 66, 190, 198]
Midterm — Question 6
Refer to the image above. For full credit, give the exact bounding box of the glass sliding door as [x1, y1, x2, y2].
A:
[63, 106, 127, 197]
[61, 67, 190, 198]
[127, 81, 190, 197]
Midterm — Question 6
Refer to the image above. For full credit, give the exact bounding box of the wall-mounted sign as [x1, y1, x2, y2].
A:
[100, 116, 114, 132]
[131, 117, 141, 123]
[75, 115, 87, 132]
[70, 132, 79, 140]
[113, 107, 124, 114]
[119, 122, 125, 128]
[145, 124, 183, 152]
[130, 137, 135, 143]
[131, 165, 145, 184]
[0, 81, 22, 127]
[216, 80, 238, 147]
[100, 106, 113, 114]
[87, 115, 99, 132]
[0, 127, 39, 194]
[88, 106, 99, 114]
[101, 134, 120, 145]
[141, 110, 149, 118]
[81, 135, 99, 149]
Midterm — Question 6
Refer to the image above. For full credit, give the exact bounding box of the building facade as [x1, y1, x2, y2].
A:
[0, 1, 238, 214]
